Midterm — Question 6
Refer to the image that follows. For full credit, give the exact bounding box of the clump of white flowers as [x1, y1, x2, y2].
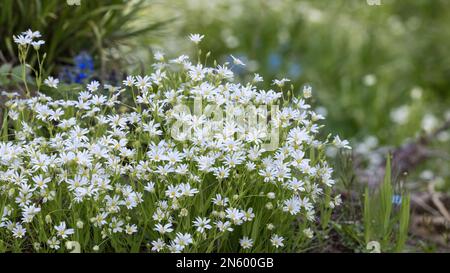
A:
[0, 31, 350, 253]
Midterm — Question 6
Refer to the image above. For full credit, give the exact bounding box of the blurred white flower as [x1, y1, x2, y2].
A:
[31, 40, 45, 50]
[437, 131, 450, 142]
[188, 33, 204, 44]
[420, 170, 434, 181]
[273, 78, 290, 87]
[410, 86, 423, 100]
[363, 74, 377, 87]
[390, 105, 410, 125]
[44, 76, 59, 88]
[421, 113, 438, 133]
[303, 85, 312, 98]
[230, 55, 245, 66]
[13, 34, 32, 46]
[333, 135, 352, 150]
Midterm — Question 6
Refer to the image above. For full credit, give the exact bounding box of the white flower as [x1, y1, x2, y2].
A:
[23, 29, 42, 39]
[154, 223, 173, 235]
[225, 208, 244, 225]
[283, 196, 301, 215]
[188, 33, 204, 44]
[213, 166, 230, 180]
[165, 184, 181, 199]
[174, 232, 193, 248]
[239, 236, 253, 249]
[154, 51, 165, 61]
[253, 73, 263, 82]
[273, 78, 290, 87]
[231, 55, 245, 66]
[303, 85, 312, 98]
[47, 237, 60, 250]
[193, 217, 212, 233]
[333, 135, 352, 150]
[288, 178, 305, 192]
[179, 183, 199, 197]
[22, 204, 41, 223]
[212, 194, 229, 207]
[421, 113, 439, 133]
[13, 34, 32, 46]
[330, 194, 342, 209]
[44, 76, 59, 88]
[109, 217, 124, 233]
[151, 239, 166, 252]
[136, 75, 152, 91]
[31, 40, 45, 50]
[123, 76, 136, 87]
[12, 224, 26, 238]
[390, 105, 410, 125]
[144, 182, 155, 193]
[363, 74, 377, 86]
[270, 234, 284, 248]
[54, 221, 75, 239]
[75, 220, 84, 229]
[303, 228, 314, 239]
[87, 81, 100, 92]
[125, 224, 138, 235]
[215, 220, 233, 232]
[32, 174, 51, 189]
[91, 212, 108, 227]
[243, 208, 255, 221]
[13, 30, 42, 46]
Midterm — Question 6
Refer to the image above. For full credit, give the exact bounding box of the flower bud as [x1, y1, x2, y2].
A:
[76, 220, 84, 229]
[303, 85, 312, 99]
[179, 208, 189, 217]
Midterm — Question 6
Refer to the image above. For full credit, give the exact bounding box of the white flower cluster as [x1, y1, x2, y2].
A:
[13, 29, 45, 49]
[0, 33, 349, 252]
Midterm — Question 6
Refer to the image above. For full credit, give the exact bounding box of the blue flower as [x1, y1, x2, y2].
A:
[392, 194, 402, 205]
[59, 51, 94, 84]
[268, 53, 282, 72]
[288, 62, 302, 79]
[74, 51, 94, 72]
[75, 72, 88, 84]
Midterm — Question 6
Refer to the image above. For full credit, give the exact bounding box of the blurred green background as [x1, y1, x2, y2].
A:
[156, 0, 450, 145]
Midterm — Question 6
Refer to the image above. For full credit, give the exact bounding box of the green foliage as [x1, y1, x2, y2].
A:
[0, 0, 170, 75]
[0, 63, 31, 88]
[363, 156, 411, 252]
